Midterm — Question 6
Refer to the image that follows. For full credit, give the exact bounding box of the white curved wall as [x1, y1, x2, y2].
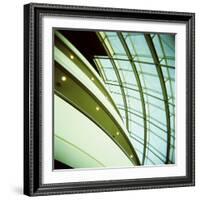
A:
[54, 94, 133, 168]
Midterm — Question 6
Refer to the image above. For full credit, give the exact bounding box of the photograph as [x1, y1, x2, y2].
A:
[53, 29, 175, 169]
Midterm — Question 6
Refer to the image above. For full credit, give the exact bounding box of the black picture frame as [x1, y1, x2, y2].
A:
[24, 3, 195, 196]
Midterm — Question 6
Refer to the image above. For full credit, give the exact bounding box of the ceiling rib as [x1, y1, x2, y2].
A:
[117, 32, 148, 165]
[144, 34, 171, 164]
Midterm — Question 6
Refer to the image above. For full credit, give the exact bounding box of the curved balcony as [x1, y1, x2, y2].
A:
[54, 31, 140, 168]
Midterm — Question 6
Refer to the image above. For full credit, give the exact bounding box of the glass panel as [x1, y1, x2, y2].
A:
[142, 74, 162, 92]
[103, 68, 118, 81]
[117, 60, 133, 71]
[147, 149, 163, 164]
[120, 70, 137, 85]
[128, 34, 151, 57]
[149, 134, 167, 156]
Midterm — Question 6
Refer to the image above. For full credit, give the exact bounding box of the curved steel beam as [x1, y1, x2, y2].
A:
[144, 34, 172, 164]
[117, 32, 148, 165]
[157, 34, 175, 122]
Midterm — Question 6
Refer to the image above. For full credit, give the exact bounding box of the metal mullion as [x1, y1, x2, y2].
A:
[118, 68, 133, 73]
[143, 86, 164, 97]
[132, 54, 175, 60]
[93, 59, 107, 82]
[135, 54, 174, 60]
[117, 32, 148, 164]
[94, 55, 175, 69]
[135, 60, 175, 69]
[109, 60, 130, 131]
[141, 71, 175, 82]
[144, 34, 172, 164]
[116, 61, 132, 117]
[98, 66, 113, 70]
[106, 80, 121, 85]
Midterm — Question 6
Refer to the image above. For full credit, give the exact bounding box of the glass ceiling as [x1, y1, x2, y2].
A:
[94, 31, 175, 165]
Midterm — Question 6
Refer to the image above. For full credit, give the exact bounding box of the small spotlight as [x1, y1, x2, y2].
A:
[130, 155, 133, 158]
[61, 76, 67, 82]
[96, 106, 100, 111]
[91, 77, 94, 81]
[116, 131, 120, 136]
[70, 55, 74, 59]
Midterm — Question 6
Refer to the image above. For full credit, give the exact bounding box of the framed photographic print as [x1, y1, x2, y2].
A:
[24, 3, 195, 196]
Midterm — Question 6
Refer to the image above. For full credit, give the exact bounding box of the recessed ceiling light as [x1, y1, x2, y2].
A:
[91, 77, 94, 81]
[130, 155, 133, 158]
[61, 76, 67, 82]
[96, 106, 100, 111]
[70, 55, 74, 59]
[116, 131, 120, 135]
